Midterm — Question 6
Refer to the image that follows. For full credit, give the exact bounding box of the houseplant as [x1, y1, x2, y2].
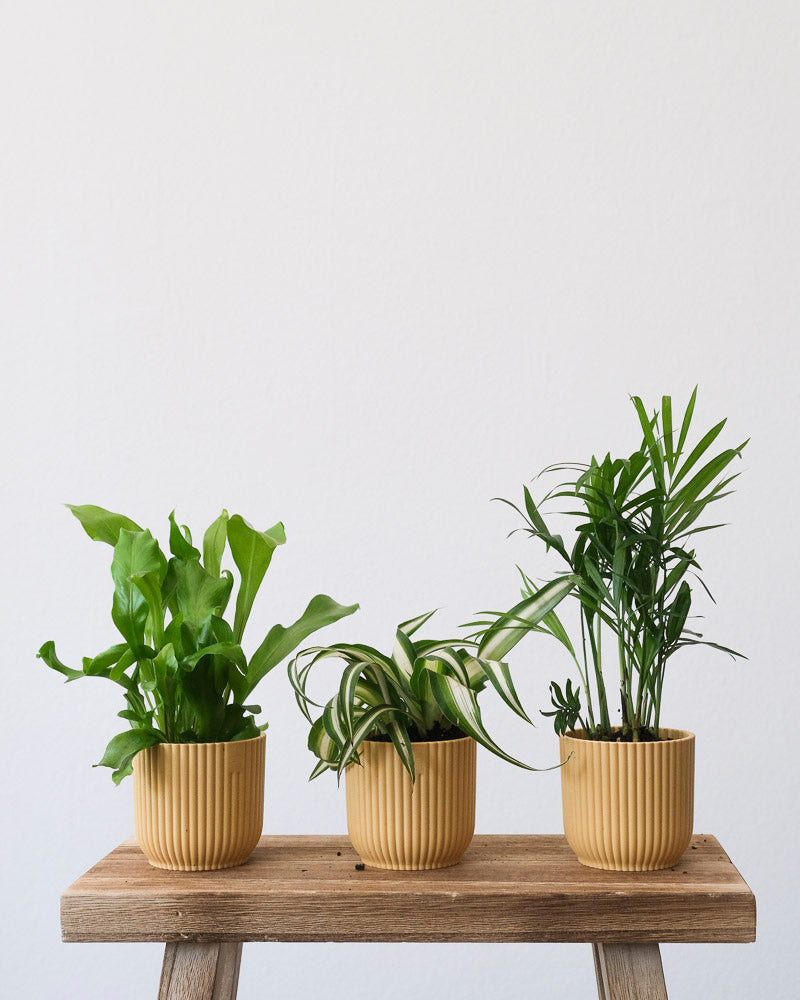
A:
[289, 604, 569, 870]
[475, 390, 747, 870]
[38, 504, 357, 870]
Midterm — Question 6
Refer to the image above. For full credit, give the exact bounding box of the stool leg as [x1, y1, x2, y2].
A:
[158, 942, 242, 999]
[593, 944, 608, 1000]
[592, 943, 668, 1000]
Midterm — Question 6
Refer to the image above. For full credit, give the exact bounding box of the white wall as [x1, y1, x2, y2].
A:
[2, 3, 798, 997]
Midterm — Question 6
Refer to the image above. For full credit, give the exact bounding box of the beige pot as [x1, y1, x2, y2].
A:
[559, 728, 695, 871]
[345, 736, 476, 870]
[132, 734, 265, 871]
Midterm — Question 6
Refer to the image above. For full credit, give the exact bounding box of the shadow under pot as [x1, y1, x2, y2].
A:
[132, 733, 266, 871]
[559, 728, 695, 872]
[346, 735, 476, 870]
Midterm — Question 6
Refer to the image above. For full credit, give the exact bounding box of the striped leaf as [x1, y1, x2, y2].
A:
[423, 646, 471, 686]
[472, 657, 532, 724]
[380, 714, 416, 782]
[322, 695, 348, 746]
[308, 717, 339, 763]
[328, 643, 397, 671]
[427, 671, 539, 770]
[398, 609, 438, 636]
[478, 576, 576, 660]
[410, 654, 441, 699]
[413, 637, 477, 657]
[335, 704, 406, 780]
[309, 758, 332, 780]
[339, 660, 367, 738]
[354, 679, 383, 707]
[392, 627, 417, 678]
[539, 609, 577, 659]
[288, 647, 338, 722]
[462, 655, 489, 691]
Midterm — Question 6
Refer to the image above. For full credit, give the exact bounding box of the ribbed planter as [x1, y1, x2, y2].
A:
[345, 736, 476, 870]
[559, 728, 695, 871]
[132, 733, 265, 871]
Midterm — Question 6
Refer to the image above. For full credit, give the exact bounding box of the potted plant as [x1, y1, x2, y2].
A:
[39, 504, 357, 871]
[475, 391, 747, 871]
[289, 608, 564, 870]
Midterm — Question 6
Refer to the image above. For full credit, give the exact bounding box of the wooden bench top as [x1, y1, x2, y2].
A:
[61, 834, 755, 945]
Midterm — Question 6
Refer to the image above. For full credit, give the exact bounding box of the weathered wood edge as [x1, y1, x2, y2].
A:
[60, 834, 757, 946]
[61, 889, 756, 944]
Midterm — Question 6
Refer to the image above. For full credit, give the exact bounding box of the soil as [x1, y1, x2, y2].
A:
[367, 721, 468, 744]
[576, 726, 672, 743]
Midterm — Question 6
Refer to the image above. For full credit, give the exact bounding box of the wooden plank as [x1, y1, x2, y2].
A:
[593, 943, 668, 1000]
[593, 944, 608, 1000]
[61, 834, 756, 945]
[158, 942, 242, 999]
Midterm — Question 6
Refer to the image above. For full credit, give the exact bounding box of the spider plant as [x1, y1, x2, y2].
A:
[474, 390, 747, 742]
[38, 504, 358, 781]
[289, 603, 570, 782]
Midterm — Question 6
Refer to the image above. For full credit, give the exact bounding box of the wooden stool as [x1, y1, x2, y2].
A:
[61, 834, 755, 999]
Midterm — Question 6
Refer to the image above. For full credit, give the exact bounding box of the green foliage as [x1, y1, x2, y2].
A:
[476, 390, 747, 742]
[289, 610, 561, 783]
[541, 679, 582, 736]
[39, 505, 358, 782]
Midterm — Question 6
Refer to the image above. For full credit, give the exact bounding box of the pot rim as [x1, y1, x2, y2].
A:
[561, 727, 695, 744]
[141, 732, 267, 750]
[364, 734, 475, 748]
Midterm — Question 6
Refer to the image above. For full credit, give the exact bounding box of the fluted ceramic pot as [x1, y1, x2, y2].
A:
[132, 734, 265, 871]
[559, 728, 695, 871]
[346, 736, 476, 870]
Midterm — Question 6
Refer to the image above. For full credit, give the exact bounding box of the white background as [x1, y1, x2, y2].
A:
[2, 3, 798, 997]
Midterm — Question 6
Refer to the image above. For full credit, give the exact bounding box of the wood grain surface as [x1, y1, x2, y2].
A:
[157, 942, 242, 1000]
[593, 943, 669, 1000]
[61, 834, 755, 945]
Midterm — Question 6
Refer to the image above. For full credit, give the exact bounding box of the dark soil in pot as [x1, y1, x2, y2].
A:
[573, 726, 674, 743]
[368, 721, 469, 744]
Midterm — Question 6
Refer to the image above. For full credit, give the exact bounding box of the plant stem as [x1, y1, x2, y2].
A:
[586, 612, 610, 733]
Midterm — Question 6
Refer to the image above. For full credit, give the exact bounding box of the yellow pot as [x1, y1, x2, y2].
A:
[345, 736, 476, 870]
[132, 734, 265, 871]
[559, 728, 694, 871]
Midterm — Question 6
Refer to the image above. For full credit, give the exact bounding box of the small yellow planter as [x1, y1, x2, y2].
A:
[559, 728, 694, 871]
[132, 733, 265, 871]
[346, 736, 476, 870]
